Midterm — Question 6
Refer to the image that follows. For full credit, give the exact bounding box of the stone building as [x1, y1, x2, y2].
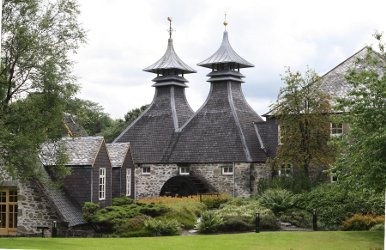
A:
[114, 24, 276, 198]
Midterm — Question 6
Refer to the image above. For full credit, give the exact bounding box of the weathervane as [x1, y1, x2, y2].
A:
[167, 17, 174, 39]
[223, 12, 228, 30]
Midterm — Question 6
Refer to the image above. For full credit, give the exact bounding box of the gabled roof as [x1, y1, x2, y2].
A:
[143, 38, 196, 74]
[63, 113, 88, 137]
[320, 47, 385, 102]
[198, 31, 254, 69]
[106, 143, 131, 168]
[41, 136, 104, 166]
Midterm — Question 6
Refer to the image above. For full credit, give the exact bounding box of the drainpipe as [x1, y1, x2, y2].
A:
[233, 162, 235, 198]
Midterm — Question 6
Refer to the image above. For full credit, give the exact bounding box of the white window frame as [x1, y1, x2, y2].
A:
[99, 168, 106, 200]
[142, 166, 151, 175]
[278, 125, 283, 145]
[179, 166, 190, 176]
[222, 166, 233, 175]
[126, 168, 131, 196]
[330, 123, 343, 137]
[278, 164, 292, 177]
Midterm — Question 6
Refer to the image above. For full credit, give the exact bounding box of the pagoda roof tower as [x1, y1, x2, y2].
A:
[114, 18, 195, 163]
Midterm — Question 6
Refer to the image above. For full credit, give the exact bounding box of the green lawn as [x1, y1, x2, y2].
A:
[0, 231, 383, 250]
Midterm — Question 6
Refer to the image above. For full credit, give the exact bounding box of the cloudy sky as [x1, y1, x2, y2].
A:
[73, 0, 386, 119]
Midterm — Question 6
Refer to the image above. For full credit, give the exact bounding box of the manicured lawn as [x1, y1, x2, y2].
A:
[0, 231, 383, 250]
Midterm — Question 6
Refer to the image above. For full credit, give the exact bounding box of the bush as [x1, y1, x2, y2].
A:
[295, 184, 384, 229]
[369, 224, 384, 232]
[82, 202, 100, 222]
[201, 194, 232, 209]
[341, 214, 384, 231]
[197, 200, 279, 234]
[114, 215, 151, 237]
[112, 196, 134, 206]
[258, 188, 294, 214]
[162, 202, 206, 229]
[82, 202, 169, 233]
[278, 209, 312, 228]
[197, 211, 224, 233]
[144, 218, 181, 236]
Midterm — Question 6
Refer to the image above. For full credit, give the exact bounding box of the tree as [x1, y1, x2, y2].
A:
[65, 98, 113, 135]
[101, 105, 149, 142]
[335, 33, 386, 192]
[0, 0, 86, 180]
[269, 68, 335, 187]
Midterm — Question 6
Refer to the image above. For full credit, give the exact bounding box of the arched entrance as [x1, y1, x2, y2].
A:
[160, 176, 209, 197]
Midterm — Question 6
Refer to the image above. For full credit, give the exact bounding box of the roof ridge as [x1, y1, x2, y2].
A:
[227, 82, 252, 162]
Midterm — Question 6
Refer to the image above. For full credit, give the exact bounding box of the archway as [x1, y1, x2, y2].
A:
[160, 176, 209, 197]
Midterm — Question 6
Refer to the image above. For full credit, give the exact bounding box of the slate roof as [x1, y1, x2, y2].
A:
[106, 143, 131, 168]
[165, 82, 267, 163]
[114, 86, 194, 163]
[143, 38, 196, 74]
[41, 136, 104, 166]
[198, 31, 254, 69]
[39, 168, 86, 227]
[253, 120, 279, 158]
[320, 47, 385, 104]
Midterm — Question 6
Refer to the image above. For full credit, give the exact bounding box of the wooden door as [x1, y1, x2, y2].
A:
[0, 187, 18, 236]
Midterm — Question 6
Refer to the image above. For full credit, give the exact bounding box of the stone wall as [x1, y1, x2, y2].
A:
[134, 163, 270, 199]
[0, 166, 58, 236]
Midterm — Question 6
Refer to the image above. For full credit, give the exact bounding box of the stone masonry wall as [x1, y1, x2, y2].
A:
[1, 166, 58, 236]
[134, 163, 270, 199]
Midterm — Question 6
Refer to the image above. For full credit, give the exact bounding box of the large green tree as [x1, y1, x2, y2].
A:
[65, 98, 112, 135]
[0, 0, 86, 180]
[270, 68, 335, 186]
[335, 33, 386, 192]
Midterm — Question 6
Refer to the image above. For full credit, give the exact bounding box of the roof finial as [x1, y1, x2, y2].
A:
[167, 17, 174, 39]
[223, 13, 228, 30]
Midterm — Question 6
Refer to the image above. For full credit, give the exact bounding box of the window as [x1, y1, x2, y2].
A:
[99, 168, 106, 200]
[126, 168, 131, 196]
[278, 125, 286, 145]
[278, 164, 292, 177]
[0, 188, 18, 236]
[330, 123, 343, 136]
[142, 166, 151, 175]
[222, 166, 234, 175]
[179, 166, 190, 175]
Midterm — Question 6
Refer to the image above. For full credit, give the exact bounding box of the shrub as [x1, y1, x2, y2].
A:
[278, 209, 312, 228]
[161, 202, 206, 229]
[199, 200, 279, 233]
[341, 214, 384, 231]
[197, 211, 224, 233]
[112, 196, 134, 206]
[369, 224, 384, 232]
[82, 202, 100, 222]
[295, 184, 384, 229]
[201, 194, 232, 209]
[258, 188, 294, 214]
[114, 215, 150, 237]
[144, 218, 181, 236]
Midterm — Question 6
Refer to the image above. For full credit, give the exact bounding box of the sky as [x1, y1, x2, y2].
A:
[72, 0, 386, 119]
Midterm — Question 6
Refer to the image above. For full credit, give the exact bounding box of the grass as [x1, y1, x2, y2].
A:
[0, 231, 383, 250]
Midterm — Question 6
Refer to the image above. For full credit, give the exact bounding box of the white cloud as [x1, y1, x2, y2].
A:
[72, 0, 386, 118]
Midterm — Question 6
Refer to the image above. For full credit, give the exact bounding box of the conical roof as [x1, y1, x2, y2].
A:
[198, 31, 254, 69]
[144, 38, 196, 74]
